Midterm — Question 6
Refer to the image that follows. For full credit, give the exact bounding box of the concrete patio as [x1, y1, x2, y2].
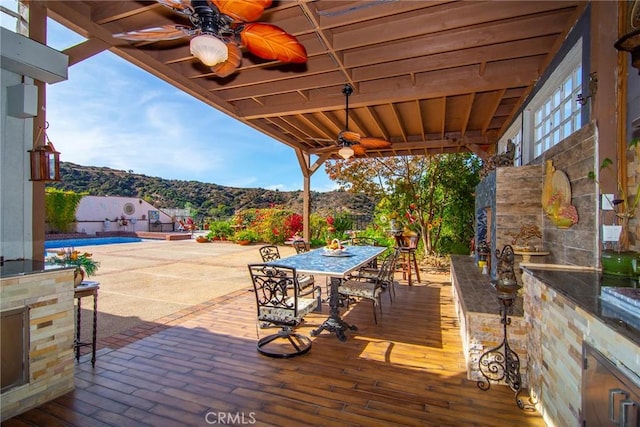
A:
[72, 238, 296, 342]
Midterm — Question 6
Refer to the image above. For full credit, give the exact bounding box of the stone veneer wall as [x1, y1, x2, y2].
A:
[522, 270, 640, 426]
[1, 269, 75, 421]
[475, 123, 599, 270]
[535, 122, 599, 266]
[475, 165, 542, 276]
[450, 256, 528, 384]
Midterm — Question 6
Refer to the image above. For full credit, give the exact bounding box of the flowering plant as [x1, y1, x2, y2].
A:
[48, 248, 100, 276]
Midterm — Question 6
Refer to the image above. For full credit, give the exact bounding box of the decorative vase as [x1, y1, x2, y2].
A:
[73, 268, 85, 287]
[601, 250, 640, 278]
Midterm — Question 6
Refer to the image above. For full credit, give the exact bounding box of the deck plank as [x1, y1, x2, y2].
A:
[5, 276, 545, 426]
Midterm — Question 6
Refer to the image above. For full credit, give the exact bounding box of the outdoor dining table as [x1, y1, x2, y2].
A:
[270, 245, 387, 341]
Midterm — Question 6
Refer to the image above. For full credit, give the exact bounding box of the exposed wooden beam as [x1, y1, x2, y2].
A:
[240, 56, 542, 118]
[63, 38, 109, 66]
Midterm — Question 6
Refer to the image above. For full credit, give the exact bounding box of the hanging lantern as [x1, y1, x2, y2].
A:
[29, 124, 61, 182]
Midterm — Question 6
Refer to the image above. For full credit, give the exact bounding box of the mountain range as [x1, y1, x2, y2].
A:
[48, 162, 377, 220]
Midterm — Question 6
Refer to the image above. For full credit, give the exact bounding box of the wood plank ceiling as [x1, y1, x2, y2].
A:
[44, 0, 584, 160]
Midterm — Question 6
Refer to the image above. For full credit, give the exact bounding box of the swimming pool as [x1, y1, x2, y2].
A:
[45, 237, 143, 249]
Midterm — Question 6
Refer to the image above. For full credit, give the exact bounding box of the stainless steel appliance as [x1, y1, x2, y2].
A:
[582, 343, 640, 426]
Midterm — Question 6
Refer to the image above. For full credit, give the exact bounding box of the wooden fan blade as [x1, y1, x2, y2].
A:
[113, 25, 190, 42]
[339, 130, 361, 143]
[240, 23, 307, 63]
[212, 0, 271, 22]
[360, 137, 392, 149]
[352, 145, 367, 156]
[211, 42, 242, 77]
[156, 0, 193, 14]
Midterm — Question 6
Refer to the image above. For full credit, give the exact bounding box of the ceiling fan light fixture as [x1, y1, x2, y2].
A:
[338, 145, 354, 160]
[190, 34, 228, 66]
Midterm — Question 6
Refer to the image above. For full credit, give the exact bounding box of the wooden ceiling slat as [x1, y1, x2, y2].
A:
[296, 114, 335, 141]
[89, 1, 161, 24]
[342, 10, 574, 68]
[481, 89, 507, 134]
[310, 1, 447, 30]
[363, 106, 388, 141]
[461, 94, 475, 137]
[352, 35, 556, 82]
[331, 1, 574, 51]
[195, 56, 338, 91]
[213, 67, 344, 101]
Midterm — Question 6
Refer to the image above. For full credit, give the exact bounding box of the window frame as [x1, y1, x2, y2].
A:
[499, 38, 584, 165]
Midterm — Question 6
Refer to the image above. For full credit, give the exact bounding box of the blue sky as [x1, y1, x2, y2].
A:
[42, 19, 337, 192]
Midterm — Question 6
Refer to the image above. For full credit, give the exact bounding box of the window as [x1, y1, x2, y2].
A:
[499, 39, 583, 164]
[0, 0, 28, 35]
[532, 63, 583, 158]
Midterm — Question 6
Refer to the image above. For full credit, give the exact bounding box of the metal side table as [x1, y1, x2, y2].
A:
[74, 281, 99, 366]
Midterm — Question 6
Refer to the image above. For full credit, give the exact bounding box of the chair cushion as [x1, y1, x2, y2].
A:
[258, 296, 318, 324]
[297, 274, 315, 289]
[338, 280, 382, 299]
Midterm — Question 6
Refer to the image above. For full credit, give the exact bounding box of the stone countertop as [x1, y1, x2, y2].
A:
[0, 259, 69, 279]
[450, 255, 524, 316]
[521, 266, 640, 346]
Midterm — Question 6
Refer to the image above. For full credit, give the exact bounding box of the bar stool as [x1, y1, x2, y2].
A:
[395, 234, 421, 286]
[74, 280, 100, 367]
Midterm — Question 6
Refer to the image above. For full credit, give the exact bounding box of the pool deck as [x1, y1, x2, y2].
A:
[72, 238, 286, 344]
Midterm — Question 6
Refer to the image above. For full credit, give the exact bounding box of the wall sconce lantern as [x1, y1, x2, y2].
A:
[615, 29, 640, 75]
[29, 123, 61, 182]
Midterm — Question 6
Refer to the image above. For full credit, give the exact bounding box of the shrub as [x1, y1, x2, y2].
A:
[233, 228, 259, 243]
[233, 208, 303, 244]
[207, 220, 234, 239]
[45, 188, 86, 233]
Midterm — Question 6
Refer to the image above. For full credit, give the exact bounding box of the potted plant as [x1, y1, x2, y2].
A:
[589, 139, 640, 277]
[233, 229, 259, 245]
[47, 248, 100, 286]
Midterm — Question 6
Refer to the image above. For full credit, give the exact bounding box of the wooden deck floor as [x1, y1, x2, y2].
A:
[4, 275, 545, 427]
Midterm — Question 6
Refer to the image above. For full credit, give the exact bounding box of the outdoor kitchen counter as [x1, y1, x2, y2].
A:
[521, 266, 640, 347]
[0, 259, 69, 278]
[520, 266, 640, 426]
[449, 255, 527, 383]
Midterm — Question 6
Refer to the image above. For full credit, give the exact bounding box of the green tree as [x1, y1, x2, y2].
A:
[45, 188, 86, 233]
[325, 154, 480, 254]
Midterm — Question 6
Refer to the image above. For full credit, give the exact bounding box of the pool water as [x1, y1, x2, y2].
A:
[45, 237, 143, 249]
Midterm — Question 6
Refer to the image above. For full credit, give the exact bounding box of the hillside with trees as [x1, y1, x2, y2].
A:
[48, 162, 377, 220]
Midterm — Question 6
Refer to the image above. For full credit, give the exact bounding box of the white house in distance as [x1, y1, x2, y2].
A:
[72, 195, 180, 235]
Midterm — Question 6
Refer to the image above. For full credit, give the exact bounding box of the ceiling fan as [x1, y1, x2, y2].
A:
[317, 84, 392, 159]
[113, 0, 307, 78]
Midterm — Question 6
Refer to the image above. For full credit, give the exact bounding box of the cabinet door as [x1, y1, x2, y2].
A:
[583, 345, 640, 426]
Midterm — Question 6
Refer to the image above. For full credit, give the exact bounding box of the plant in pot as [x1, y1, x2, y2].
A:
[48, 248, 100, 287]
[589, 139, 640, 277]
[233, 228, 259, 245]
